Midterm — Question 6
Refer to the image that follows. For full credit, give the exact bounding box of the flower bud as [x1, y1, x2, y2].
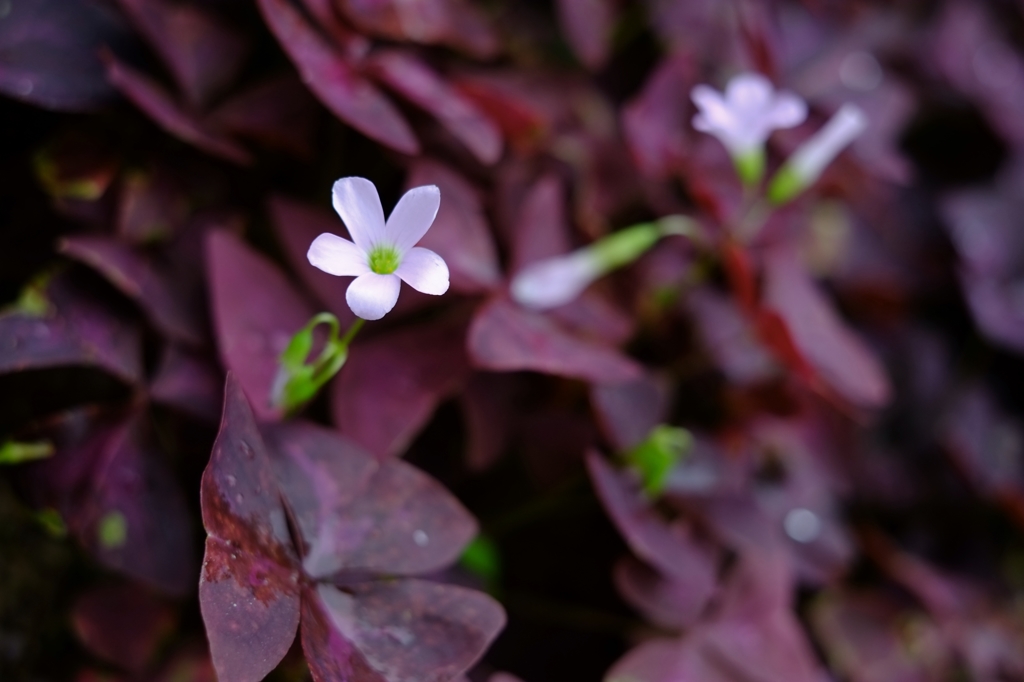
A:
[768, 104, 868, 205]
[270, 312, 353, 414]
[510, 217, 694, 310]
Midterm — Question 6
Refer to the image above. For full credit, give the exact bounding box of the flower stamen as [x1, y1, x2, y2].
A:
[368, 245, 401, 274]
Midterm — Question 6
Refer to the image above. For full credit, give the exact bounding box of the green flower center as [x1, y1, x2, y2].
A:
[368, 245, 401, 275]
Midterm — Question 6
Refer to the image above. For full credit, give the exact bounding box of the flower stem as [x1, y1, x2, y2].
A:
[339, 317, 365, 348]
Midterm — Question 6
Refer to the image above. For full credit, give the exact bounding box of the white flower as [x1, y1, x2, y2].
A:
[307, 177, 449, 320]
[768, 103, 868, 204]
[691, 73, 807, 159]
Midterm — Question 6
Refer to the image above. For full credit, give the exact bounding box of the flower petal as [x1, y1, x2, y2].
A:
[307, 233, 370, 277]
[345, 273, 401, 320]
[725, 73, 773, 113]
[332, 177, 386, 252]
[395, 247, 449, 295]
[768, 91, 808, 129]
[691, 84, 734, 132]
[384, 185, 440, 254]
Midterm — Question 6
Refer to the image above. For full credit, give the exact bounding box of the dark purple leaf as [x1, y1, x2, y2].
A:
[0, 275, 143, 384]
[700, 606, 822, 682]
[468, 297, 643, 383]
[205, 230, 315, 422]
[331, 0, 403, 41]
[72, 583, 176, 673]
[762, 246, 891, 408]
[24, 407, 121, 519]
[590, 374, 672, 451]
[335, 0, 498, 58]
[931, 1, 1024, 147]
[613, 556, 711, 630]
[546, 291, 635, 347]
[959, 274, 1024, 354]
[370, 52, 502, 164]
[265, 420, 477, 578]
[944, 385, 1024, 501]
[199, 536, 302, 682]
[942, 183, 1024, 280]
[103, 53, 252, 165]
[200, 374, 294, 558]
[256, 0, 419, 155]
[744, 423, 856, 585]
[331, 312, 471, 458]
[115, 0, 249, 109]
[609, 550, 820, 682]
[149, 344, 223, 422]
[556, 0, 616, 69]
[688, 287, 778, 386]
[586, 452, 718, 595]
[207, 75, 318, 158]
[865, 532, 1024, 680]
[259, 420, 377, 556]
[406, 160, 503, 293]
[618, 54, 692, 176]
[301, 580, 505, 682]
[116, 167, 190, 243]
[0, 0, 129, 111]
[509, 174, 572, 275]
[941, 176, 1024, 352]
[810, 590, 951, 682]
[82, 410, 196, 595]
[645, 0, 739, 65]
[61, 235, 206, 346]
[453, 74, 551, 153]
[605, 638, 726, 682]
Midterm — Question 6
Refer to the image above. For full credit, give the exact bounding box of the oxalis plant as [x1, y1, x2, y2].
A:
[8, 1, 1024, 681]
[201, 178, 501, 682]
[228, 68, 865, 679]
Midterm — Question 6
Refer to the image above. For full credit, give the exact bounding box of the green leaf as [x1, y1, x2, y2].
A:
[625, 425, 692, 497]
[35, 508, 67, 538]
[98, 511, 127, 548]
[460, 534, 501, 590]
[0, 439, 54, 465]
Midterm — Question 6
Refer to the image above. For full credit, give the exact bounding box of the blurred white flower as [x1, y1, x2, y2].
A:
[691, 72, 807, 182]
[307, 177, 449, 320]
[768, 103, 868, 204]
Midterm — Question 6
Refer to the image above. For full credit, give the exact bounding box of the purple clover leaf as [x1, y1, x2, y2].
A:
[199, 375, 505, 682]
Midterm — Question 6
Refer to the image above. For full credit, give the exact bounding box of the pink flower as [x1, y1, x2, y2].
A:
[307, 177, 450, 320]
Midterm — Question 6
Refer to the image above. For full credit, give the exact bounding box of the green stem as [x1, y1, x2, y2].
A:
[338, 317, 365, 348]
